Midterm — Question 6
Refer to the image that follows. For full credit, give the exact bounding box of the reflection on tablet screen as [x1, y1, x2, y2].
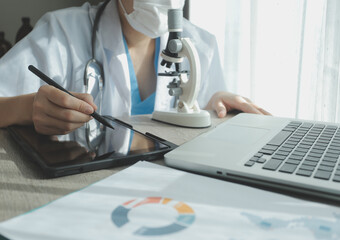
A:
[13, 118, 169, 168]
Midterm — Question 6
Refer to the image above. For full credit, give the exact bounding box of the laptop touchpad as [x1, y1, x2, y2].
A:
[205, 124, 270, 146]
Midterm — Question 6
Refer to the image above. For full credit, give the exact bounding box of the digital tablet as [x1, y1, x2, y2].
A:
[7, 116, 177, 178]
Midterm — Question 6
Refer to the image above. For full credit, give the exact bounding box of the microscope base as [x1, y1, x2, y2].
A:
[152, 110, 211, 128]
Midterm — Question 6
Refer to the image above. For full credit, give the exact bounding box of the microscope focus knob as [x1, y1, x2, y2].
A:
[169, 87, 183, 97]
[168, 39, 183, 54]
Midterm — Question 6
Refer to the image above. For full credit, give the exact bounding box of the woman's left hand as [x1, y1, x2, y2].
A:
[205, 91, 271, 118]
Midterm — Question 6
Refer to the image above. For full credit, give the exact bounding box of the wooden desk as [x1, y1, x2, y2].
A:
[0, 112, 229, 221]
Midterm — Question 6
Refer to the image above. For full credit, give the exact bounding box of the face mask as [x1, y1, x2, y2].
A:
[119, 0, 185, 38]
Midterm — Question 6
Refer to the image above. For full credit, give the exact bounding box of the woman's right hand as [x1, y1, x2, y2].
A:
[32, 85, 97, 135]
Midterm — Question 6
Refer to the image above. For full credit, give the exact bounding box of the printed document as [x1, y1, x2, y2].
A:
[1, 161, 340, 240]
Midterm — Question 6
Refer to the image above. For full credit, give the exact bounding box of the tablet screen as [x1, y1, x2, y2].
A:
[9, 117, 172, 170]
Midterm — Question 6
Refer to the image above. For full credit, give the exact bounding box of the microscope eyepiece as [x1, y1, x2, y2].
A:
[168, 9, 183, 33]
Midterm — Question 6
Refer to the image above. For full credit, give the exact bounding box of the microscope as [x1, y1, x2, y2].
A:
[152, 9, 211, 128]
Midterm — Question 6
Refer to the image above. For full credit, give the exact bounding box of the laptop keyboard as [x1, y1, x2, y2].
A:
[245, 121, 340, 182]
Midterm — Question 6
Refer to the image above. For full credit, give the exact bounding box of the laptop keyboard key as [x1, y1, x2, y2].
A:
[333, 175, 340, 182]
[299, 165, 315, 171]
[263, 159, 283, 171]
[296, 169, 313, 177]
[291, 151, 306, 157]
[272, 154, 286, 160]
[302, 160, 318, 167]
[254, 153, 264, 158]
[314, 170, 331, 180]
[259, 149, 275, 155]
[305, 156, 320, 162]
[322, 157, 338, 163]
[325, 153, 339, 159]
[317, 165, 334, 172]
[327, 149, 340, 155]
[244, 160, 256, 167]
[262, 145, 279, 151]
[320, 161, 336, 168]
[289, 154, 304, 161]
[267, 131, 292, 146]
[308, 152, 323, 158]
[301, 122, 313, 128]
[285, 159, 301, 165]
[279, 163, 298, 174]
[295, 147, 309, 153]
[279, 147, 294, 152]
[275, 151, 290, 156]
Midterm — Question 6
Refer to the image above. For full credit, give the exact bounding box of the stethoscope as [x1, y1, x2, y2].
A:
[84, 0, 110, 94]
[84, 0, 110, 151]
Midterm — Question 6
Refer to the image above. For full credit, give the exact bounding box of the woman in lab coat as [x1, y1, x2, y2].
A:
[0, 0, 268, 135]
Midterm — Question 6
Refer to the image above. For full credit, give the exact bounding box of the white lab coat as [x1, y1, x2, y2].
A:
[0, 0, 227, 118]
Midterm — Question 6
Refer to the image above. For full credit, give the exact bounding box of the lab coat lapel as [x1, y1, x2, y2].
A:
[96, 0, 131, 117]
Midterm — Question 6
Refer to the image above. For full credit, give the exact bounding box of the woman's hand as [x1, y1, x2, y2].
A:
[205, 91, 271, 118]
[32, 85, 97, 135]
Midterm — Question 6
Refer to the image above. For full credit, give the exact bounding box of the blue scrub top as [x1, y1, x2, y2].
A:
[123, 37, 160, 115]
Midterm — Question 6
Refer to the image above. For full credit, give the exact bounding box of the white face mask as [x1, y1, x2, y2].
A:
[119, 0, 185, 38]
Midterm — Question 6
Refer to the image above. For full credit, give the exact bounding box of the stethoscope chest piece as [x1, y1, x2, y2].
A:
[84, 58, 104, 94]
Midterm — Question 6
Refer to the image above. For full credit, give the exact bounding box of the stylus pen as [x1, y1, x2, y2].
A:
[28, 65, 114, 130]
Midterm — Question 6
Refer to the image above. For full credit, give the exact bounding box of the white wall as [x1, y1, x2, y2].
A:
[0, 0, 101, 44]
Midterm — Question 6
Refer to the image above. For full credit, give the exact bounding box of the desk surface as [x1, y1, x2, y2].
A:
[0, 112, 228, 222]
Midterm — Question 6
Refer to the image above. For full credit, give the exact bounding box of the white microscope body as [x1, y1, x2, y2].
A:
[152, 9, 211, 128]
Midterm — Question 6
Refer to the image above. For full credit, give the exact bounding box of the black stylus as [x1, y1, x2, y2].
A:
[28, 65, 114, 130]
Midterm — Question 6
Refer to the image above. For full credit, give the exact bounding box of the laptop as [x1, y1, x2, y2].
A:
[164, 113, 340, 202]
